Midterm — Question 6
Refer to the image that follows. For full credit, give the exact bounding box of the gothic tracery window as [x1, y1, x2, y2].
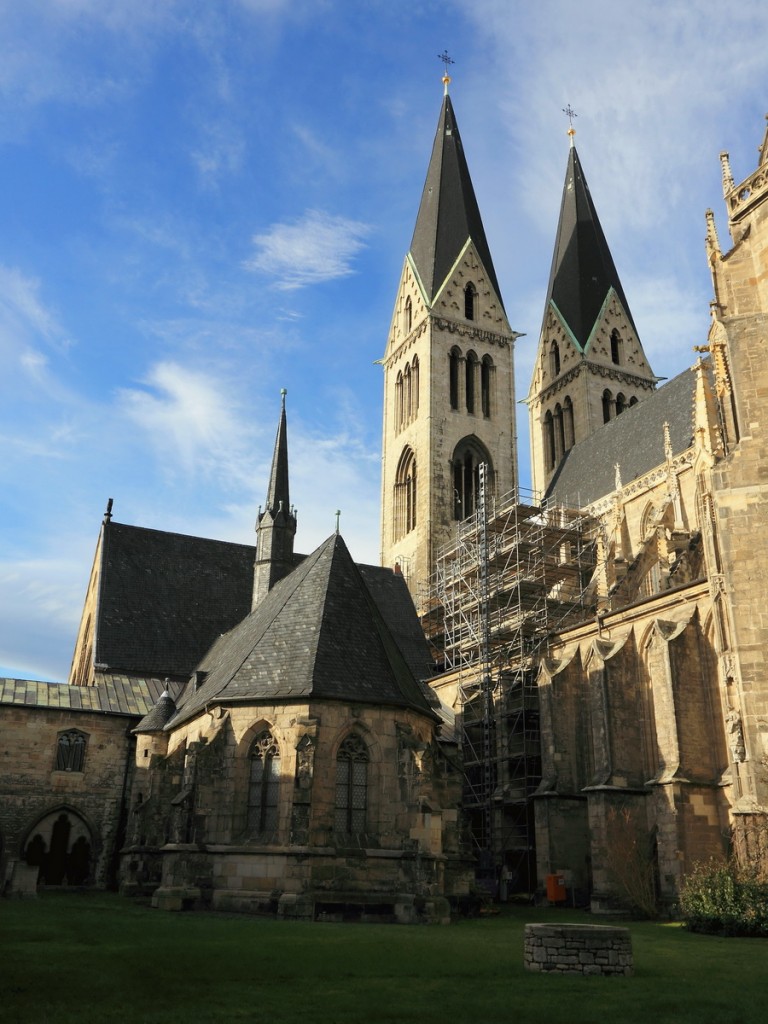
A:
[55, 730, 87, 772]
[247, 729, 281, 833]
[335, 734, 369, 834]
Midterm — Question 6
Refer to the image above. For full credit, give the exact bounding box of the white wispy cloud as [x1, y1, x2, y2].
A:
[244, 210, 371, 290]
[117, 360, 255, 485]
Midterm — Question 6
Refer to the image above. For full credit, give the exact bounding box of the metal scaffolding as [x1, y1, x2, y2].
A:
[423, 473, 596, 894]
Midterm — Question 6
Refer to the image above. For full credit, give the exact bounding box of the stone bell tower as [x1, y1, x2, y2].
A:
[380, 72, 520, 609]
[526, 129, 657, 498]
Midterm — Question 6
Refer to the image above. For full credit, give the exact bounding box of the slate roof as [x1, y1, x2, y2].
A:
[543, 146, 637, 349]
[0, 675, 177, 717]
[546, 367, 697, 507]
[95, 522, 257, 678]
[169, 533, 437, 728]
[409, 94, 503, 306]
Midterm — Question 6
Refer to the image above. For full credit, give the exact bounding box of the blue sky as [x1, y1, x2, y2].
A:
[1, 0, 767, 682]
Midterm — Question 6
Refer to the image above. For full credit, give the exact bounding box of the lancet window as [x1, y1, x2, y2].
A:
[247, 729, 281, 833]
[465, 351, 478, 414]
[335, 734, 369, 834]
[481, 355, 493, 418]
[464, 282, 476, 321]
[610, 329, 623, 365]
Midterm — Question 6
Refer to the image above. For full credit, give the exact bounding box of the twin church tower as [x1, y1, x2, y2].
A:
[380, 78, 655, 605]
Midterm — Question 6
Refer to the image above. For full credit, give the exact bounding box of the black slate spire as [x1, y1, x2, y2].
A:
[252, 389, 297, 609]
[409, 94, 503, 307]
[544, 146, 636, 349]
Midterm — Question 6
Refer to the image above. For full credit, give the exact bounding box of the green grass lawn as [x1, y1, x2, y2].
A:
[0, 892, 764, 1024]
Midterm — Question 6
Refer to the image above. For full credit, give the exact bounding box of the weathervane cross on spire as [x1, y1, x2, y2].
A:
[563, 104, 578, 146]
[438, 50, 454, 94]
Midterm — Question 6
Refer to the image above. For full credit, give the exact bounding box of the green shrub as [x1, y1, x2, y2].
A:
[679, 859, 768, 936]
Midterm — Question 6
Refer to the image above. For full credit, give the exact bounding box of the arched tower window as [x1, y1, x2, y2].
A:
[464, 282, 476, 321]
[335, 734, 369, 834]
[248, 729, 281, 833]
[394, 447, 417, 539]
[449, 347, 461, 410]
[563, 395, 575, 450]
[481, 355, 493, 418]
[616, 392, 627, 415]
[602, 389, 614, 424]
[610, 329, 623, 365]
[404, 295, 412, 334]
[395, 370, 403, 432]
[452, 438, 493, 520]
[411, 355, 419, 419]
[544, 411, 556, 471]
[55, 730, 87, 772]
[554, 403, 565, 462]
[550, 340, 561, 377]
[403, 362, 412, 425]
[629, 396, 639, 408]
[465, 351, 478, 414]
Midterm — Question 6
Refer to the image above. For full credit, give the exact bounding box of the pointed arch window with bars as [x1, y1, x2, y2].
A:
[247, 729, 281, 833]
[335, 734, 369, 834]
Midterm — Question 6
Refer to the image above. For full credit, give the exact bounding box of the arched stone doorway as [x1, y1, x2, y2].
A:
[23, 809, 94, 886]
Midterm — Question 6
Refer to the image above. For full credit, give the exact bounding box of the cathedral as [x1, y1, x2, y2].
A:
[2, 75, 768, 918]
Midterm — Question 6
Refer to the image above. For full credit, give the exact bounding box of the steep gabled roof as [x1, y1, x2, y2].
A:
[543, 146, 636, 349]
[94, 522, 256, 678]
[171, 533, 437, 727]
[409, 94, 503, 306]
[545, 367, 697, 507]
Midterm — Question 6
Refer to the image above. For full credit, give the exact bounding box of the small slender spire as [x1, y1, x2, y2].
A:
[253, 390, 297, 610]
[335, 509, 341, 534]
[264, 388, 290, 517]
[103, 497, 113, 524]
[719, 151, 735, 196]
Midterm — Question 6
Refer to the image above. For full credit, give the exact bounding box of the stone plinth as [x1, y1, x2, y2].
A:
[524, 923, 633, 975]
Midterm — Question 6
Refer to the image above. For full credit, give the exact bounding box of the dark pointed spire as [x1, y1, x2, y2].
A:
[543, 146, 636, 349]
[409, 94, 503, 306]
[265, 388, 290, 516]
[252, 390, 297, 610]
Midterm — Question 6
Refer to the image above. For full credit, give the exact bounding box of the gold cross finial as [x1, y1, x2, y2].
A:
[563, 104, 578, 146]
[438, 50, 454, 94]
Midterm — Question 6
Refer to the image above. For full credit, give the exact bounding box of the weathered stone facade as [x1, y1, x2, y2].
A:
[0, 689, 143, 890]
[122, 698, 466, 922]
